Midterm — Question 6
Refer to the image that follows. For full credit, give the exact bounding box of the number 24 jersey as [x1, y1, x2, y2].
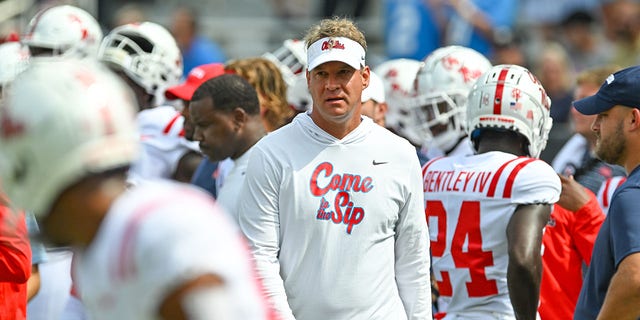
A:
[423, 151, 560, 317]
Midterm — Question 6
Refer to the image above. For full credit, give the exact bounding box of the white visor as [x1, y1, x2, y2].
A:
[307, 37, 365, 71]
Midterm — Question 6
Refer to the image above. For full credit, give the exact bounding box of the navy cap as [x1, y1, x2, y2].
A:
[573, 65, 640, 115]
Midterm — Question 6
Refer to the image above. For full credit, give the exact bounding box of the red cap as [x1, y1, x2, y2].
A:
[165, 63, 226, 101]
[4, 32, 20, 42]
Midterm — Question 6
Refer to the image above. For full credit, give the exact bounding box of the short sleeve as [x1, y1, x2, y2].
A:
[510, 160, 561, 205]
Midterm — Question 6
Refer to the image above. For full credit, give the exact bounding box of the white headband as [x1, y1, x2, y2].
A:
[307, 37, 365, 71]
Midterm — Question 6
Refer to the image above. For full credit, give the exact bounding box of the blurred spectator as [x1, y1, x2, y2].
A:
[601, 0, 640, 68]
[442, 0, 518, 60]
[560, 9, 612, 73]
[519, 0, 601, 40]
[111, 3, 146, 28]
[491, 31, 529, 67]
[170, 6, 226, 76]
[385, 0, 441, 60]
[320, 0, 370, 18]
[269, 0, 311, 19]
[534, 42, 575, 124]
[534, 42, 576, 163]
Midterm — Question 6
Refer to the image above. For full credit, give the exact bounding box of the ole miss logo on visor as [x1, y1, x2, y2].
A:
[321, 39, 345, 51]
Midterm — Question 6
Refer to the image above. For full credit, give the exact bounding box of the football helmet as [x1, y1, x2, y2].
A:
[372, 58, 421, 143]
[22, 5, 103, 59]
[0, 59, 138, 216]
[287, 73, 312, 112]
[467, 64, 553, 158]
[263, 39, 307, 87]
[98, 22, 183, 107]
[404, 46, 492, 151]
[0, 42, 30, 88]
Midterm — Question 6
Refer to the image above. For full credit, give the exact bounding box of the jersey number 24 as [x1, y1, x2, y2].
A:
[427, 200, 498, 297]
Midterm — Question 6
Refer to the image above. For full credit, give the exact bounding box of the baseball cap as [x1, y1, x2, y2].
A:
[165, 63, 225, 101]
[573, 65, 640, 115]
[307, 37, 365, 71]
[361, 71, 385, 103]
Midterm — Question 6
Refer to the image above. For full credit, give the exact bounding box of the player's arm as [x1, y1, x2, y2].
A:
[158, 273, 230, 320]
[596, 252, 640, 320]
[172, 151, 203, 183]
[238, 148, 295, 319]
[506, 203, 550, 320]
[27, 265, 41, 301]
[395, 153, 432, 319]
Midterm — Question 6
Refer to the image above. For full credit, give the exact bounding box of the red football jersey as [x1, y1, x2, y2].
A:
[0, 202, 31, 320]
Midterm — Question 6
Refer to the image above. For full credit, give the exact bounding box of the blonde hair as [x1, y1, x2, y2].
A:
[225, 57, 294, 131]
[303, 17, 367, 51]
[576, 65, 621, 87]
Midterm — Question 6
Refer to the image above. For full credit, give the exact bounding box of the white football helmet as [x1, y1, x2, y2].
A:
[22, 5, 103, 59]
[403, 46, 492, 151]
[372, 58, 421, 142]
[98, 22, 183, 107]
[467, 64, 553, 158]
[287, 73, 312, 112]
[0, 59, 139, 216]
[0, 42, 30, 89]
[263, 39, 307, 87]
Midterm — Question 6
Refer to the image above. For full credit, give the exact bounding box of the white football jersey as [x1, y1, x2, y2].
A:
[596, 176, 627, 216]
[74, 181, 269, 319]
[423, 152, 560, 318]
[128, 106, 199, 184]
[423, 137, 475, 159]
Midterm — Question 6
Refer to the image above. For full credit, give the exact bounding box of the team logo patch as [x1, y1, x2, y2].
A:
[459, 66, 484, 83]
[321, 39, 345, 51]
[511, 88, 521, 100]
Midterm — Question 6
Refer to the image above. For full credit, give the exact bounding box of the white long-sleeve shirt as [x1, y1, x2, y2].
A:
[217, 147, 254, 223]
[238, 113, 432, 320]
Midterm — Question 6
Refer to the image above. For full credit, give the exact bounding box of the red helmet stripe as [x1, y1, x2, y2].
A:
[493, 68, 509, 115]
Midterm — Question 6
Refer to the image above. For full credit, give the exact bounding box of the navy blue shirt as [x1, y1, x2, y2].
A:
[574, 165, 640, 319]
[190, 158, 218, 197]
